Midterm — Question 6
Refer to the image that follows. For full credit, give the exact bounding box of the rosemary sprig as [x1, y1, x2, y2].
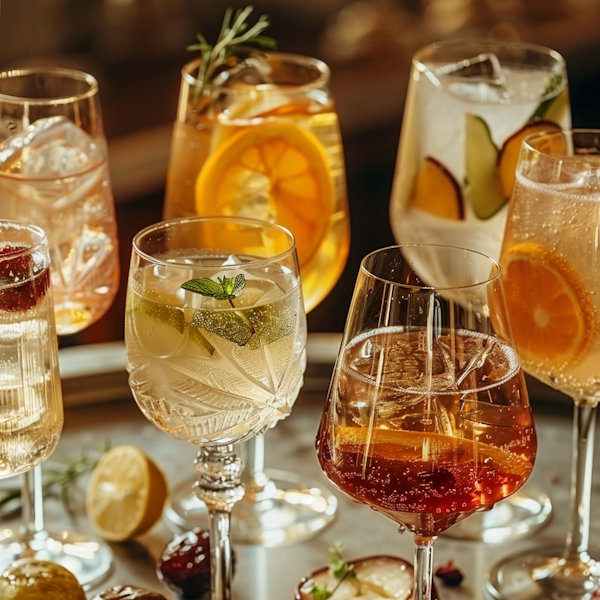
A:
[187, 5, 277, 101]
[0, 442, 110, 516]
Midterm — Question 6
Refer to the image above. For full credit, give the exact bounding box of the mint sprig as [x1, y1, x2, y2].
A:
[308, 541, 355, 599]
[530, 73, 564, 121]
[182, 274, 246, 302]
[187, 6, 277, 100]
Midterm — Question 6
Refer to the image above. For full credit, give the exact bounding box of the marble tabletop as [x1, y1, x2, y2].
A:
[1, 342, 595, 600]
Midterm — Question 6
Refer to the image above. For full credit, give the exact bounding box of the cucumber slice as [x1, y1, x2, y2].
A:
[465, 115, 506, 220]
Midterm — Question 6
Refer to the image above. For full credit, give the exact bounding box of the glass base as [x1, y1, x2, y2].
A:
[442, 485, 552, 543]
[486, 546, 600, 600]
[0, 528, 113, 591]
[165, 468, 338, 547]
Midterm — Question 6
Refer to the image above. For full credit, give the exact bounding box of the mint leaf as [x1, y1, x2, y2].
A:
[182, 274, 246, 301]
[530, 74, 563, 121]
[309, 583, 332, 600]
[328, 541, 355, 580]
[192, 309, 254, 347]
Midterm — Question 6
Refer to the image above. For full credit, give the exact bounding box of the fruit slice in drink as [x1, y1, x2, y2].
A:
[194, 121, 334, 267]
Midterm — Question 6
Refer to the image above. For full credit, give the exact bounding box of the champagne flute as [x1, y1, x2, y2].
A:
[486, 130, 600, 599]
[0, 66, 119, 587]
[0, 220, 63, 540]
[124, 216, 307, 599]
[388, 38, 569, 543]
[316, 244, 537, 600]
[163, 50, 350, 544]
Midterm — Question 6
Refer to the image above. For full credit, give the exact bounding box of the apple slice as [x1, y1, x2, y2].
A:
[465, 114, 506, 220]
[496, 120, 562, 199]
[409, 157, 464, 220]
[296, 555, 439, 599]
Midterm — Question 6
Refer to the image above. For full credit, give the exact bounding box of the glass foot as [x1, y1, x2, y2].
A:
[442, 485, 552, 543]
[486, 545, 600, 600]
[0, 528, 113, 590]
[165, 468, 338, 546]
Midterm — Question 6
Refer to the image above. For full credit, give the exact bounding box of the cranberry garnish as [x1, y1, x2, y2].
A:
[0, 244, 48, 312]
[434, 559, 464, 587]
[157, 529, 229, 600]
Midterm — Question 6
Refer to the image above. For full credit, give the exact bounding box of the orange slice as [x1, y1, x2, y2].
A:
[500, 242, 595, 368]
[195, 121, 334, 267]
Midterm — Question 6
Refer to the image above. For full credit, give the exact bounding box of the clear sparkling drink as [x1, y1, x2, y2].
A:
[125, 256, 307, 445]
[390, 41, 569, 261]
[0, 116, 119, 335]
[0, 241, 63, 478]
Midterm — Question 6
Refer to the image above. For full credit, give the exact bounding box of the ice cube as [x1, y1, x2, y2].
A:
[430, 53, 512, 102]
[0, 116, 103, 177]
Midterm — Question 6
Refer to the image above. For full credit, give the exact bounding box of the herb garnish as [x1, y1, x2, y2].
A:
[307, 542, 356, 599]
[187, 5, 277, 99]
[530, 73, 564, 121]
[182, 274, 246, 305]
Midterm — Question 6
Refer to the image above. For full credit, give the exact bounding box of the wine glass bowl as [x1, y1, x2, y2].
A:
[0, 221, 63, 478]
[316, 244, 537, 599]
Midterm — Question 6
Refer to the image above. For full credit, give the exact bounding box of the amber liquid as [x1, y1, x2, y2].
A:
[316, 328, 536, 537]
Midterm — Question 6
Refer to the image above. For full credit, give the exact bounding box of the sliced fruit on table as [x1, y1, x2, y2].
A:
[465, 114, 505, 219]
[496, 120, 562, 199]
[500, 242, 595, 368]
[86, 444, 168, 542]
[195, 121, 334, 267]
[0, 558, 86, 600]
[296, 555, 432, 599]
[409, 156, 464, 220]
[92, 586, 168, 600]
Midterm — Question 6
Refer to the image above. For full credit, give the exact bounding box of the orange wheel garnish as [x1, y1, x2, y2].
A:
[195, 121, 334, 267]
[500, 242, 595, 368]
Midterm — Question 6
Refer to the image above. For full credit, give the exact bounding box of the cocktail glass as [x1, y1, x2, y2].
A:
[0, 220, 63, 554]
[163, 51, 350, 544]
[125, 216, 307, 599]
[389, 38, 568, 543]
[486, 130, 600, 600]
[0, 67, 119, 587]
[316, 244, 537, 600]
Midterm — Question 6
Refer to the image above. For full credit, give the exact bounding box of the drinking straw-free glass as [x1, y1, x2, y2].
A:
[389, 38, 568, 542]
[163, 51, 349, 544]
[487, 130, 600, 600]
[125, 216, 307, 599]
[317, 244, 537, 600]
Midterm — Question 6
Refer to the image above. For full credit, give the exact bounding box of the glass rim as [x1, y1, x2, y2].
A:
[132, 215, 298, 269]
[360, 244, 501, 291]
[0, 219, 48, 257]
[181, 51, 330, 95]
[0, 66, 98, 105]
[522, 127, 600, 157]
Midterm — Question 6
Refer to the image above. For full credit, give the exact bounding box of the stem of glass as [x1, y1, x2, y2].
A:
[413, 535, 436, 600]
[240, 434, 276, 501]
[564, 402, 596, 561]
[20, 465, 45, 539]
[193, 444, 245, 600]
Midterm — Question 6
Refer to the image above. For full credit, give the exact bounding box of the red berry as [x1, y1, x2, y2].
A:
[157, 529, 212, 599]
[434, 560, 464, 587]
[0, 244, 48, 312]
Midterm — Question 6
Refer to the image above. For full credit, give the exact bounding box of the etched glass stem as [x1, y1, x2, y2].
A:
[413, 536, 436, 600]
[193, 444, 245, 600]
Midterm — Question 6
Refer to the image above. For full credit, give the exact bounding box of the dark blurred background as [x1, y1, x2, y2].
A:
[1, 0, 599, 344]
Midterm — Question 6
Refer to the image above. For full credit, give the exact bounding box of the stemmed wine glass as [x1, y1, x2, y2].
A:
[0, 67, 119, 587]
[124, 216, 307, 599]
[163, 50, 350, 544]
[0, 221, 63, 540]
[389, 39, 569, 543]
[486, 130, 600, 599]
[316, 244, 537, 600]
